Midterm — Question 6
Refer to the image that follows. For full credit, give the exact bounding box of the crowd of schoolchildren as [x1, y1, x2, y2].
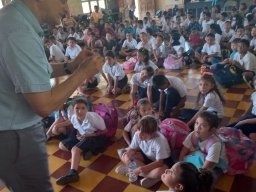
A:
[42, 3, 256, 192]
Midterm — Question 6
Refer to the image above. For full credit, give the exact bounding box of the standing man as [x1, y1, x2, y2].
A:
[0, 0, 103, 192]
[126, 0, 136, 21]
[90, 5, 103, 24]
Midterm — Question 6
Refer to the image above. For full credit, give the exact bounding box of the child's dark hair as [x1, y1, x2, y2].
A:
[196, 74, 225, 106]
[239, 39, 250, 47]
[197, 110, 219, 129]
[138, 48, 150, 64]
[152, 74, 168, 89]
[105, 50, 115, 58]
[72, 97, 92, 111]
[231, 38, 241, 44]
[139, 115, 158, 134]
[206, 33, 215, 39]
[142, 66, 154, 77]
[210, 24, 222, 35]
[177, 162, 213, 192]
[171, 32, 181, 46]
[67, 37, 77, 42]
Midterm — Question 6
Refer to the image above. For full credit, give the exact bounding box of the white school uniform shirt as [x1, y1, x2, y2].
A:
[122, 38, 137, 49]
[250, 38, 256, 49]
[130, 73, 153, 89]
[136, 41, 152, 53]
[201, 19, 214, 33]
[233, 51, 256, 72]
[251, 91, 256, 115]
[217, 20, 229, 32]
[203, 91, 224, 118]
[148, 36, 156, 46]
[103, 62, 126, 80]
[70, 112, 106, 135]
[201, 43, 221, 57]
[229, 34, 249, 43]
[165, 75, 188, 98]
[153, 43, 164, 57]
[136, 27, 146, 36]
[134, 60, 158, 73]
[130, 131, 171, 161]
[49, 44, 65, 62]
[56, 41, 65, 52]
[65, 44, 82, 60]
[222, 29, 235, 41]
[215, 34, 222, 45]
[183, 131, 228, 165]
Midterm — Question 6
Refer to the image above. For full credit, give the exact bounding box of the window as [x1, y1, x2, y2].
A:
[81, 0, 106, 14]
[0, 1, 3, 9]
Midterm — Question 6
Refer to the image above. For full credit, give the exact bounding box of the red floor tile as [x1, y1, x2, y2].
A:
[230, 175, 256, 192]
[91, 176, 128, 192]
[53, 149, 72, 161]
[89, 155, 119, 174]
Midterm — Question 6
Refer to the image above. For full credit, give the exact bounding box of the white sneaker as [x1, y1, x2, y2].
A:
[140, 177, 161, 188]
[115, 165, 129, 176]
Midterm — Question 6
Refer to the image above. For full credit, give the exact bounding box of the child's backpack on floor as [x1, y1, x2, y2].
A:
[213, 64, 244, 88]
[93, 103, 118, 139]
[122, 106, 139, 128]
[159, 118, 190, 161]
[191, 127, 256, 175]
[163, 54, 184, 70]
[122, 56, 138, 71]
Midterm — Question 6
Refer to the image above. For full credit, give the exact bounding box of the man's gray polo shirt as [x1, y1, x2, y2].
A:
[0, 0, 52, 130]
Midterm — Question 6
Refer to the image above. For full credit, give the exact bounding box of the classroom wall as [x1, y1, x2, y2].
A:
[155, 0, 184, 11]
[68, 0, 83, 15]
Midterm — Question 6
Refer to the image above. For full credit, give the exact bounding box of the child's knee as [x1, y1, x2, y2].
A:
[71, 146, 82, 154]
[59, 142, 68, 151]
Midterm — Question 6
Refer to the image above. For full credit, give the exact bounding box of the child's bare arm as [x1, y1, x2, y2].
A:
[179, 146, 190, 161]
[202, 160, 216, 170]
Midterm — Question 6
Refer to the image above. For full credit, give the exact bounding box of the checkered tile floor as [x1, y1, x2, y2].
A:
[1, 67, 256, 192]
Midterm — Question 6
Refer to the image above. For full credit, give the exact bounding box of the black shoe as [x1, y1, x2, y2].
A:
[83, 151, 93, 160]
[56, 173, 79, 185]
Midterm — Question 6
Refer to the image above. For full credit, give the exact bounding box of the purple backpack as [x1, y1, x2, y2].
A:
[93, 103, 118, 138]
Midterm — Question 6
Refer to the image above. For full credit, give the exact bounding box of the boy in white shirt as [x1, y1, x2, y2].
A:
[201, 12, 214, 34]
[103, 51, 128, 95]
[201, 33, 222, 65]
[45, 38, 65, 62]
[120, 32, 137, 57]
[232, 39, 256, 87]
[56, 98, 107, 185]
[65, 37, 82, 62]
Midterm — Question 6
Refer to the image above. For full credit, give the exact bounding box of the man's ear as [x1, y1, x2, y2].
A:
[174, 183, 184, 191]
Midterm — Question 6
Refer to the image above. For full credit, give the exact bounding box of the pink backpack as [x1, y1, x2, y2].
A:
[192, 127, 256, 175]
[93, 103, 118, 138]
[122, 56, 138, 70]
[159, 118, 190, 151]
[163, 54, 184, 70]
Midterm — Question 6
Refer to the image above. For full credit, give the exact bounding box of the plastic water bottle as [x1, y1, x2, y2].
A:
[128, 158, 137, 182]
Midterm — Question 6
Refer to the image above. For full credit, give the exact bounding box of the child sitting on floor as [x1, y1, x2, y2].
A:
[152, 74, 187, 119]
[158, 162, 213, 192]
[56, 97, 107, 185]
[134, 48, 158, 73]
[123, 98, 153, 146]
[179, 111, 228, 183]
[103, 51, 129, 95]
[116, 115, 172, 188]
[228, 76, 256, 141]
[130, 66, 159, 106]
[181, 74, 224, 128]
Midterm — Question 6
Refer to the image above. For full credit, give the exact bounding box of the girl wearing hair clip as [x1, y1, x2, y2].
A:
[158, 162, 213, 192]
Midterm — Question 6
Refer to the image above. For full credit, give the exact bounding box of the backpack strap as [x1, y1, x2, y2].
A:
[191, 132, 222, 154]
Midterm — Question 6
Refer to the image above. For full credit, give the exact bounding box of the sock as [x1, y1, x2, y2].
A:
[68, 169, 78, 176]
